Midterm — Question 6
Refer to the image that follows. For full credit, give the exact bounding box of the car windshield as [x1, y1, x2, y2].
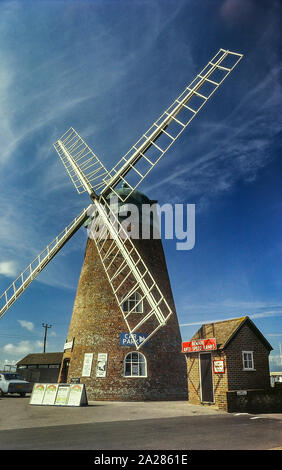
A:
[4, 373, 24, 381]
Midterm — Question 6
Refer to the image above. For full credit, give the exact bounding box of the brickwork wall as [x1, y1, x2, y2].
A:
[59, 235, 187, 401]
[225, 323, 271, 391]
[186, 352, 228, 410]
[186, 322, 271, 411]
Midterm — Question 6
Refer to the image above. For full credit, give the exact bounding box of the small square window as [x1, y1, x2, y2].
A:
[242, 351, 254, 370]
[122, 291, 143, 314]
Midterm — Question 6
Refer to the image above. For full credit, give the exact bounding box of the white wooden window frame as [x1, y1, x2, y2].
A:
[122, 291, 143, 314]
[124, 351, 147, 378]
[242, 351, 255, 371]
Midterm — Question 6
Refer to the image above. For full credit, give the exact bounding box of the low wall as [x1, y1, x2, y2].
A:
[227, 386, 282, 413]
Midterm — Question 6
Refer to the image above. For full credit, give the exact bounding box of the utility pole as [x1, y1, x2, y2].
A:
[42, 323, 52, 353]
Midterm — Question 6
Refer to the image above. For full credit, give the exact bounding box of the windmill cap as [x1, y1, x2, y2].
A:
[107, 184, 153, 206]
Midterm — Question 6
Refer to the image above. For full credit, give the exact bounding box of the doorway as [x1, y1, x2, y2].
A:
[61, 359, 70, 383]
[200, 353, 214, 403]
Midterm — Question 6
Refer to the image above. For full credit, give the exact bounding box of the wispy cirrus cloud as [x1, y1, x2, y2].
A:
[179, 300, 282, 327]
[147, 61, 282, 207]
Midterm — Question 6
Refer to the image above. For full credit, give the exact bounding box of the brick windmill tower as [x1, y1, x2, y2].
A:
[0, 49, 243, 401]
[59, 182, 188, 400]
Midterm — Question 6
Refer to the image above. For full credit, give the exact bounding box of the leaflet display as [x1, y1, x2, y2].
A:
[42, 383, 59, 405]
[29, 383, 47, 405]
[29, 383, 88, 407]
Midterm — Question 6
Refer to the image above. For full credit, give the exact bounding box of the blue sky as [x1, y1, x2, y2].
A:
[0, 0, 281, 371]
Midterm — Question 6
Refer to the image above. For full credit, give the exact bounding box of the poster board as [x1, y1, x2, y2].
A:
[42, 383, 59, 405]
[82, 353, 93, 377]
[29, 383, 47, 405]
[54, 384, 70, 406]
[30, 383, 88, 406]
[67, 384, 88, 406]
[96, 353, 108, 377]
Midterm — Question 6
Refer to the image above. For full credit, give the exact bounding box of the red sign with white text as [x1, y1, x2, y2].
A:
[182, 337, 217, 353]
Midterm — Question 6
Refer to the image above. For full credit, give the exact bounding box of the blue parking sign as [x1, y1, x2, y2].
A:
[120, 332, 147, 347]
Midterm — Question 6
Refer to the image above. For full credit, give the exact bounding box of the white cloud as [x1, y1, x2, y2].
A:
[17, 320, 34, 332]
[3, 340, 33, 356]
[0, 340, 43, 370]
[0, 260, 17, 277]
[2, 339, 44, 357]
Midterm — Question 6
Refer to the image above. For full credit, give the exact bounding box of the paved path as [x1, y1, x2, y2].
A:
[0, 396, 223, 431]
[1, 414, 282, 450]
[1, 396, 282, 451]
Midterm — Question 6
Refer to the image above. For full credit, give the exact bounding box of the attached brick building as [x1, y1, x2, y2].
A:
[184, 316, 272, 411]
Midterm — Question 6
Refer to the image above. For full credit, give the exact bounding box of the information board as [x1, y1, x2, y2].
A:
[30, 383, 88, 407]
[67, 384, 88, 406]
[82, 353, 93, 377]
[29, 383, 47, 405]
[54, 385, 70, 406]
[96, 353, 108, 377]
[213, 360, 225, 374]
[42, 383, 59, 405]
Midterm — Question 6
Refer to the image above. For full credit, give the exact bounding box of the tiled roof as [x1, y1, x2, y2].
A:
[16, 352, 63, 366]
[190, 316, 272, 351]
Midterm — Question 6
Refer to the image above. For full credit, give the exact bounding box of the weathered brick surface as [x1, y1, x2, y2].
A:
[225, 323, 271, 391]
[59, 235, 187, 401]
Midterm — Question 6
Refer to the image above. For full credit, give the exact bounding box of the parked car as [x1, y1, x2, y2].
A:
[0, 372, 31, 397]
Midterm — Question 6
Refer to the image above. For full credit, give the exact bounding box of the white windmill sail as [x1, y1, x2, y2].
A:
[53, 49, 243, 204]
[0, 47, 243, 348]
[100, 49, 243, 201]
[0, 205, 91, 320]
[88, 196, 172, 350]
[53, 127, 110, 196]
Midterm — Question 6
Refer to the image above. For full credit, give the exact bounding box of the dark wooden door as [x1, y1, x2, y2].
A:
[61, 359, 70, 383]
[200, 353, 214, 403]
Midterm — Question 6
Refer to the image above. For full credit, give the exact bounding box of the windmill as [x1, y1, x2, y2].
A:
[0, 49, 242, 399]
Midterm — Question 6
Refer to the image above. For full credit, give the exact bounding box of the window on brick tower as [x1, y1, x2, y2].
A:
[242, 351, 255, 370]
[122, 291, 143, 314]
[124, 352, 147, 377]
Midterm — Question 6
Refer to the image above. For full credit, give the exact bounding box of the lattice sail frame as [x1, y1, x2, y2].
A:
[53, 128, 110, 195]
[0, 206, 91, 320]
[100, 48, 243, 201]
[0, 48, 243, 346]
[87, 197, 172, 350]
[53, 49, 243, 201]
